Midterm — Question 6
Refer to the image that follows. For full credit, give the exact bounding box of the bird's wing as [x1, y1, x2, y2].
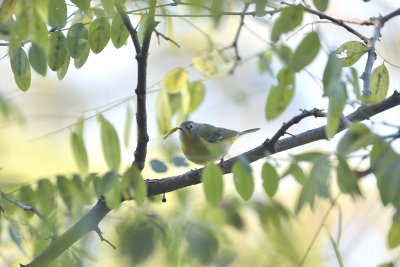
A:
[198, 124, 238, 144]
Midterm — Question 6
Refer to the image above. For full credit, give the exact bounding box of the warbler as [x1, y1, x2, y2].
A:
[164, 121, 260, 165]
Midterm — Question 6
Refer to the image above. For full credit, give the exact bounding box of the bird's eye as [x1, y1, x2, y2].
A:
[189, 124, 194, 130]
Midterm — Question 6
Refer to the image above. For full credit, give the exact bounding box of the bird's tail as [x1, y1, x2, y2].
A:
[239, 128, 260, 135]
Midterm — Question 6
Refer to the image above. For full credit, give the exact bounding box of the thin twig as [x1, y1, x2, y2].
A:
[154, 29, 180, 47]
[94, 227, 116, 249]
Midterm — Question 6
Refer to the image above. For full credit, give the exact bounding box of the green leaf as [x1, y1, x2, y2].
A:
[347, 67, 361, 100]
[261, 162, 280, 197]
[89, 18, 110, 54]
[150, 159, 168, 173]
[275, 44, 293, 65]
[255, 0, 267, 17]
[156, 89, 172, 134]
[296, 155, 330, 213]
[337, 123, 374, 155]
[323, 52, 342, 96]
[185, 223, 219, 264]
[99, 115, 121, 170]
[232, 158, 254, 201]
[326, 82, 347, 139]
[388, 217, 400, 249]
[48, 0, 67, 29]
[271, 5, 303, 42]
[57, 49, 70, 80]
[370, 64, 389, 102]
[48, 31, 68, 71]
[335, 41, 368, 67]
[100, 0, 115, 16]
[30, 8, 49, 52]
[19, 185, 35, 218]
[187, 80, 206, 113]
[71, 132, 89, 176]
[66, 23, 89, 59]
[74, 43, 90, 69]
[110, 12, 129, 48]
[202, 163, 224, 207]
[370, 139, 400, 208]
[10, 46, 31, 91]
[124, 105, 133, 148]
[291, 31, 320, 72]
[164, 68, 190, 94]
[98, 171, 118, 196]
[71, 0, 90, 11]
[37, 179, 55, 214]
[258, 50, 273, 75]
[104, 172, 121, 209]
[313, 0, 329, 11]
[122, 165, 147, 206]
[56, 175, 74, 209]
[282, 162, 306, 184]
[336, 156, 361, 197]
[265, 67, 295, 120]
[28, 43, 47, 76]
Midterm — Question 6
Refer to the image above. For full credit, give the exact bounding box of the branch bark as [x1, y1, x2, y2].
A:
[21, 91, 400, 267]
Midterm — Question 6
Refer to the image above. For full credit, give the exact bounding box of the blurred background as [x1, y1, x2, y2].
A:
[1, 1, 400, 266]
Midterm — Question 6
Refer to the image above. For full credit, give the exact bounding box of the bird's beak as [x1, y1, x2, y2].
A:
[178, 126, 184, 131]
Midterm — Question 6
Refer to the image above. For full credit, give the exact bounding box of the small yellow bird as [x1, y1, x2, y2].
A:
[164, 121, 260, 165]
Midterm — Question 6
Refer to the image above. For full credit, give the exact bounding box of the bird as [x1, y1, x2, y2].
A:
[164, 121, 260, 165]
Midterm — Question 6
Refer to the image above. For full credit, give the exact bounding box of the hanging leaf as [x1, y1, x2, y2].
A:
[202, 163, 223, 207]
[57, 50, 70, 80]
[150, 159, 168, 173]
[187, 80, 206, 113]
[388, 217, 400, 249]
[232, 158, 254, 201]
[335, 41, 368, 67]
[101, 0, 115, 16]
[282, 162, 306, 184]
[258, 50, 273, 75]
[48, 31, 68, 71]
[70, 132, 89, 176]
[74, 43, 90, 69]
[89, 18, 111, 54]
[103, 172, 121, 209]
[67, 23, 89, 59]
[164, 68, 190, 94]
[291, 31, 320, 72]
[255, 0, 267, 17]
[30, 8, 49, 52]
[0, 0, 17, 22]
[122, 165, 147, 206]
[337, 123, 374, 156]
[271, 5, 303, 42]
[111, 12, 129, 48]
[28, 43, 47, 76]
[336, 156, 361, 197]
[265, 67, 295, 120]
[323, 52, 342, 96]
[56, 175, 74, 209]
[48, 0, 67, 29]
[326, 82, 347, 139]
[261, 162, 280, 197]
[10, 46, 31, 91]
[313, 0, 329, 11]
[98, 115, 121, 170]
[369, 64, 389, 102]
[156, 89, 172, 134]
[70, 0, 90, 12]
[37, 179, 55, 214]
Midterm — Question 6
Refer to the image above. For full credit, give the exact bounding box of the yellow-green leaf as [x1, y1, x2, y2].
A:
[0, 0, 17, 22]
[313, 0, 329, 12]
[57, 49, 70, 80]
[202, 163, 223, 207]
[291, 31, 320, 72]
[337, 123, 374, 156]
[370, 64, 389, 102]
[265, 67, 295, 120]
[71, 0, 90, 11]
[30, 7, 49, 53]
[122, 165, 147, 206]
[48, 0, 67, 29]
[124, 105, 133, 148]
[388, 217, 400, 249]
[71, 132, 88, 176]
[74, 43, 90, 69]
[232, 158, 254, 201]
[335, 41, 368, 67]
[48, 31, 68, 71]
[100, 0, 115, 16]
[187, 80, 206, 113]
[98, 114, 121, 170]
[156, 89, 172, 134]
[89, 18, 110, 54]
[326, 82, 346, 139]
[67, 23, 89, 59]
[111, 13, 129, 48]
[261, 162, 280, 197]
[336, 156, 361, 197]
[164, 68, 189, 94]
[10, 46, 31, 91]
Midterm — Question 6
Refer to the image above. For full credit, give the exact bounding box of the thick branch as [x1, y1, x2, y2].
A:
[22, 91, 400, 267]
[133, 0, 156, 171]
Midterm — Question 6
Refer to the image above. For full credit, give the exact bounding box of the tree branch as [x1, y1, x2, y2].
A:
[115, 2, 141, 54]
[133, 0, 156, 171]
[21, 91, 400, 267]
